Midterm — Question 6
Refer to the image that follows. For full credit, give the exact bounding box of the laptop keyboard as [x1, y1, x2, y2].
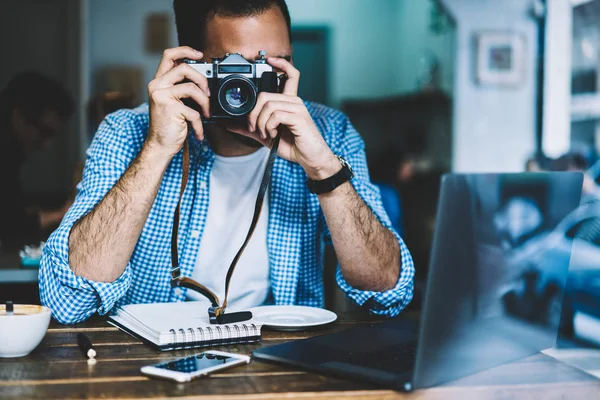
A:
[342, 342, 418, 373]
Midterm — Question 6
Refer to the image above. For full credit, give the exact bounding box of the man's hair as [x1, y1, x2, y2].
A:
[552, 152, 589, 172]
[0, 71, 74, 128]
[173, 0, 292, 52]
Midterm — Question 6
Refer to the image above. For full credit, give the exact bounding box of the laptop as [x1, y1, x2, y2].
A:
[253, 172, 584, 391]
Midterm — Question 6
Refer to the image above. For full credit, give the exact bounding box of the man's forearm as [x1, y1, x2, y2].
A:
[69, 143, 172, 282]
[319, 182, 400, 292]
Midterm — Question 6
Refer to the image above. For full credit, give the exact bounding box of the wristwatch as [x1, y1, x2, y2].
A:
[306, 155, 354, 195]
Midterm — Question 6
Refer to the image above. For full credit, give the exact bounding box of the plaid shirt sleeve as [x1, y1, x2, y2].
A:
[323, 114, 415, 317]
[38, 111, 141, 324]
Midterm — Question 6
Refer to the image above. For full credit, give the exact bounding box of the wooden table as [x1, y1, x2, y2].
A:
[1, 313, 600, 399]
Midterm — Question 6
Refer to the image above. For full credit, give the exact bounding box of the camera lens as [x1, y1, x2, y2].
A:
[218, 76, 258, 117]
[224, 86, 248, 109]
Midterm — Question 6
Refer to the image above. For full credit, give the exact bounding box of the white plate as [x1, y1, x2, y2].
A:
[248, 305, 337, 331]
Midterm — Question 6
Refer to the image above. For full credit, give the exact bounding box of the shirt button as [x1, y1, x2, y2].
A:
[202, 145, 209, 152]
[174, 288, 183, 296]
[191, 230, 200, 239]
[199, 181, 207, 189]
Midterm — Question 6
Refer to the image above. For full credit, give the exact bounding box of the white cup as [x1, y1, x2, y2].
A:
[0, 304, 51, 358]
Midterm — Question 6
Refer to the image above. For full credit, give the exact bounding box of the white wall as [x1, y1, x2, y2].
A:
[88, 0, 177, 104]
[395, 0, 455, 94]
[440, 0, 539, 173]
[286, 0, 400, 106]
[87, 0, 545, 173]
[87, 0, 401, 108]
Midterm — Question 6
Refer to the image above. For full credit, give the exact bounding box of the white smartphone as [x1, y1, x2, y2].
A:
[140, 350, 250, 383]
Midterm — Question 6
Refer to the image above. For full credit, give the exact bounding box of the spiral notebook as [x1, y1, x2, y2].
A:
[107, 301, 262, 351]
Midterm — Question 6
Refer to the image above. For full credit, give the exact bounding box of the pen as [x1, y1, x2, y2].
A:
[77, 332, 97, 360]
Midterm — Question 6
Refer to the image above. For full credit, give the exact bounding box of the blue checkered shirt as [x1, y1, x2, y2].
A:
[39, 102, 415, 324]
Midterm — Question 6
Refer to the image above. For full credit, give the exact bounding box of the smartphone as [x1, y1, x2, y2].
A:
[140, 350, 250, 383]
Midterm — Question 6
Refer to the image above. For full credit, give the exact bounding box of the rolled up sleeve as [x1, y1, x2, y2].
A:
[39, 111, 140, 324]
[323, 115, 415, 317]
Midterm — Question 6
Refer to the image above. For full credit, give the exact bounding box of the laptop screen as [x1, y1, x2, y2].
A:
[414, 172, 584, 389]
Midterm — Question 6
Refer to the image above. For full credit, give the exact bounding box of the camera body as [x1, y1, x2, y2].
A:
[184, 50, 281, 121]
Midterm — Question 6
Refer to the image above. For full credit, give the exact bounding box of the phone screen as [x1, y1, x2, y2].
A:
[154, 353, 234, 374]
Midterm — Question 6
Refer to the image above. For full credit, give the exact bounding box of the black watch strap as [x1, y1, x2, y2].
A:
[306, 156, 354, 195]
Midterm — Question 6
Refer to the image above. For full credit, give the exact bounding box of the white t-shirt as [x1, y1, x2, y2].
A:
[187, 147, 271, 310]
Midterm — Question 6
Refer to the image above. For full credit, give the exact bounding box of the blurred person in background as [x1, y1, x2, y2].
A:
[552, 152, 600, 245]
[367, 149, 406, 236]
[548, 153, 600, 339]
[553, 153, 599, 197]
[525, 157, 541, 172]
[0, 72, 74, 251]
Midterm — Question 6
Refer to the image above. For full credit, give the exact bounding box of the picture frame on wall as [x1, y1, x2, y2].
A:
[475, 32, 526, 87]
[145, 13, 171, 54]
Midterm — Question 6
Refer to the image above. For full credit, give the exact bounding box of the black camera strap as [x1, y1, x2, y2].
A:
[170, 133, 281, 324]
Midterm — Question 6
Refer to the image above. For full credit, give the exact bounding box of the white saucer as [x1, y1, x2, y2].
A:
[248, 305, 337, 331]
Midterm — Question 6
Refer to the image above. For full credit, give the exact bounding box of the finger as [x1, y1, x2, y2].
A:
[153, 63, 210, 96]
[256, 101, 303, 139]
[265, 111, 296, 138]
[268, 57, 300, 96]
[151, 86, 206, 139]
[152, 84, 210, 119]
[155, 46, 204, 78]
[173, 103, 204, 141]
[168, 83, 211, 119]
[248, 92, 299, 132]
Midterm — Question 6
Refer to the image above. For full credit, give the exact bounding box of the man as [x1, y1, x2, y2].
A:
[0, 72, 74, 251]
[39, 0, 415, 324]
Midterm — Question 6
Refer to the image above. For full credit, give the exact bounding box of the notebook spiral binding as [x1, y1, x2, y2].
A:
[167, 323, 260, 350]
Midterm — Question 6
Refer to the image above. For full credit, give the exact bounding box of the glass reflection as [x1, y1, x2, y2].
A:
[414, 172, 583, 388]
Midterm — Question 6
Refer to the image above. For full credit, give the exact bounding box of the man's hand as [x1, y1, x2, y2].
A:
[226, 57, 340, 180]
[147, 46, 211, 158]
[69, 47, 214, 283]
[229, 58, 402, 292]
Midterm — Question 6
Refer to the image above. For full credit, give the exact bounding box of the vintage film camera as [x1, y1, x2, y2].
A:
[184, 50, 283, 121]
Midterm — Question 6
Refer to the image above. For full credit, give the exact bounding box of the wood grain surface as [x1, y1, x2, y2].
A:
[1, 312, 599, 399]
